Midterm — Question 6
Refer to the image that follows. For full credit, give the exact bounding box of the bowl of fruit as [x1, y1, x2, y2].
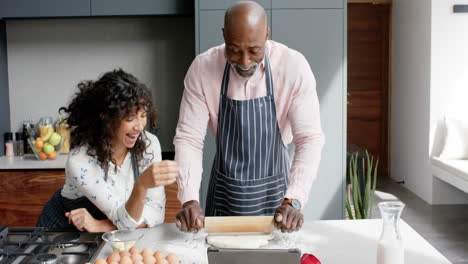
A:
[28, 126, 65, 160]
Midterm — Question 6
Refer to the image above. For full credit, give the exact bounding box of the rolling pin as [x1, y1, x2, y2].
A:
[204, 216, 274, 234]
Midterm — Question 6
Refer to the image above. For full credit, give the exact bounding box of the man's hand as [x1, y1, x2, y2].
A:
[274, 204, 304, 232]
[175, 200, 204, 233]
[65, 208, 116, 232]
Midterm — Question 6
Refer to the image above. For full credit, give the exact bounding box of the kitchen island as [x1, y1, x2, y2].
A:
[94, 219, 451, 264]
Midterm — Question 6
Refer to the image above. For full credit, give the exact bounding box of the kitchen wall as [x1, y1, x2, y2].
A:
[0, 21, 9, 156]
[6, 17, 194, 152]
[391, 0, 433, 203]
[391, 0, 468, 204]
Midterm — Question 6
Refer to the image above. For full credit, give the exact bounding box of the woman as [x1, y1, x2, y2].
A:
[37, 69, 178, 232]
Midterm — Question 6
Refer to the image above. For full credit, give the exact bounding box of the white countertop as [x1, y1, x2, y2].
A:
[0, 154, 68, 170]
[94, 219, 451, 264]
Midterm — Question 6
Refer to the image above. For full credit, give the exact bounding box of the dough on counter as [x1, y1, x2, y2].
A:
[206, 234, 274, 249]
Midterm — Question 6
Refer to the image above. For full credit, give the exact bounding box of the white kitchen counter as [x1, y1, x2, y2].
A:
[0, 154, 68, 169]
[94, 219, 451, 264]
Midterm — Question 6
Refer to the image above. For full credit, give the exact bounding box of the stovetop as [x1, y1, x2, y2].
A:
[0, 226, 104, 264]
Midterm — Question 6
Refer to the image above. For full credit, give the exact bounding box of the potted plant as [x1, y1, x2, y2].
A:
[345, 150, 379, 219]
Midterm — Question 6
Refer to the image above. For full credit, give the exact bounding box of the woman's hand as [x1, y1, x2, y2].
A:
[137, 160, 179, 189]
[65, 208, 116, 232]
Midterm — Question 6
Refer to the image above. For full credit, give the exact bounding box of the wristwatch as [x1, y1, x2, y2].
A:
[282, 198, 302, 210]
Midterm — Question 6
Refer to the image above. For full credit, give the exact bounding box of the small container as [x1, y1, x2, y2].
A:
[14, 132, 24, 156]
[4, 132, 14, 157]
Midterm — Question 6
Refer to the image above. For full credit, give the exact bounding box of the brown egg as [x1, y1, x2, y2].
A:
[166, 253, 180, 264]
[142, 248, 154, 257]
[129, 246, 141, 255]
[153, 250, 166, 259]
[119, 250, 131, 258]
[142, 255, 156, 264]
[107, 252, 121, 263]
[131, 253, 143, 262]
[133, 260, 144, 264]
[120, 256, 132, 264]
[94, 259, 106, 264]
[157, 259, 169, 264]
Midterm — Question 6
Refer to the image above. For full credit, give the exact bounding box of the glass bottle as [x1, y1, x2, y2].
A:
[377, 201, 405, 264]
[14, 132, 24, 156]
[23, 120, 36, 154]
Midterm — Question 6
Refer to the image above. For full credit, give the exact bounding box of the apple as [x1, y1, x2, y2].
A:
[43, 143, 55, 155]
[48, 132, 62, 146]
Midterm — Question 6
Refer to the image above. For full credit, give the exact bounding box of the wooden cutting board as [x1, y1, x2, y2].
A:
[204, 216, 274, 234]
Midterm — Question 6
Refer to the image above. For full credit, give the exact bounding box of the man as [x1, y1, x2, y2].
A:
[174, 1, 324, 233]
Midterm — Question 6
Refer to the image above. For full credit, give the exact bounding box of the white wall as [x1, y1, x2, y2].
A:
[430, 0, 468, 203]
[391, 0, 433, 203]
[6, 17, 194, 152]
[392, 0, 468, 204]
[431, 1, 468, 122]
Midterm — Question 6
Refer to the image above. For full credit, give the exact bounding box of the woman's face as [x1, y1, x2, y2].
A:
[112, 108, 147, 150]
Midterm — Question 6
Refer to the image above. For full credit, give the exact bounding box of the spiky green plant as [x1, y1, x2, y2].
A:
[345, 150, 378, 219]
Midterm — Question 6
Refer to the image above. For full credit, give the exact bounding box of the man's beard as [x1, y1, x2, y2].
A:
[229, 61, 259, 78]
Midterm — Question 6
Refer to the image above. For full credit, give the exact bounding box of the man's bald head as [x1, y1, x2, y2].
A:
[223, 1, 269, 78]
[224, 1, 267, 33]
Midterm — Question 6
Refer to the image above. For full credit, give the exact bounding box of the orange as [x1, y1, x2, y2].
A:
[47, 151, 57, 160]
[35, 138, 44, 149]
[38, 151, 47, 160]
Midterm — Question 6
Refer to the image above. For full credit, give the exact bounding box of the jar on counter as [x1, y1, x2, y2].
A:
[4, 132, 14, 157]
[38, 117, 54, 139]
[55, 118, 70, 153]
[15, 132, 24, 157]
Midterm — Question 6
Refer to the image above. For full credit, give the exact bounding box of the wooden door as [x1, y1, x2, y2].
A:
[347, 3, 390, 177]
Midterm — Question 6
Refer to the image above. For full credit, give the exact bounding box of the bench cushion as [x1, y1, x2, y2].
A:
[431, 157, 468, 193]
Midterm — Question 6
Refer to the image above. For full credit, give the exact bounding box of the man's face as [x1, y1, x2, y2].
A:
[223, 25, 269, 78]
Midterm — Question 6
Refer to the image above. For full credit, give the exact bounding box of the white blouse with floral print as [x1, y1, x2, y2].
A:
[61, 132, 165, 230]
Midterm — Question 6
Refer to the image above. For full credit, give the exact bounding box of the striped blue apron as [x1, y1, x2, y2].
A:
[205, 55, 290, 216]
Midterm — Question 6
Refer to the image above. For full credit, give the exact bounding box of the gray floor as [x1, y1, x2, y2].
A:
[373, 178, 468, 264]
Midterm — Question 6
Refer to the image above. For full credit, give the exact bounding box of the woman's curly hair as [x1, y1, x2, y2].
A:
[60, 69, 157, 174]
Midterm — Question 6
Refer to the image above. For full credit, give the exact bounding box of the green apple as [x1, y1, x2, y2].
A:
[48, 132, 62, 146]
[43, 143, 55, 155]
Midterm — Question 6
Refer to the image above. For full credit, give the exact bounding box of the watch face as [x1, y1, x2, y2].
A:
[291, 199, 301, 210]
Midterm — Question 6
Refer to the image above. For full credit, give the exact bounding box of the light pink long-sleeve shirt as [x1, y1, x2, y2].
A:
[174, 40, 325, 208]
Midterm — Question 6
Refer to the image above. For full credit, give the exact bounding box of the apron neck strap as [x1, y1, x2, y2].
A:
[131, 151, 140, 181]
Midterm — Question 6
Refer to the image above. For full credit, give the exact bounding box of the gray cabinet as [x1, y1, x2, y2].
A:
[0, 21, 10, 156]
[199, 0, 271, 10]
[272, 9, 345, 220]
[0, 0, 193, 18]
[272, 0, 343, 9]
[196, 2, 346, 219]
[0, 0, 90, 18]
[91, 0, 193, 16]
